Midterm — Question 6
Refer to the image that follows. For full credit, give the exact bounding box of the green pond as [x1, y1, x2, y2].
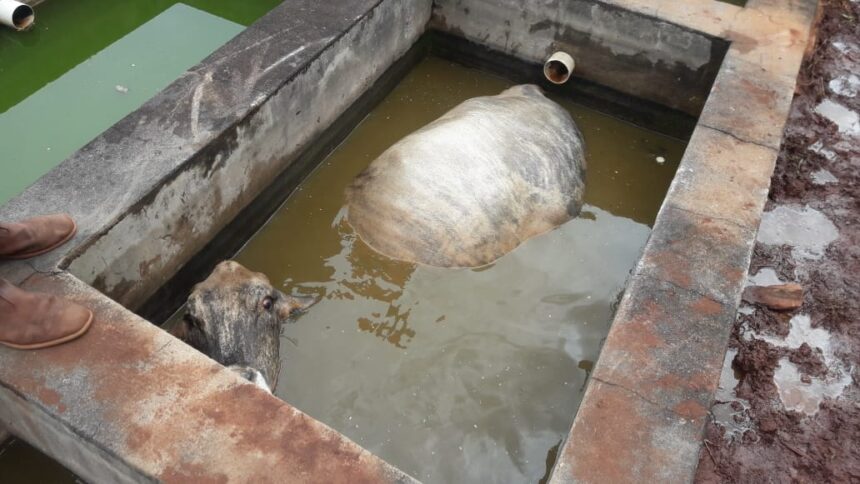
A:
[0, 1, 279, 481]
[0, 0, 281, 205]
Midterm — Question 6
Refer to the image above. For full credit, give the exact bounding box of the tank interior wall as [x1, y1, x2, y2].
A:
[65, 0, 724, 312]
[430, 0, 729, 116]
[66, 0, 433, 311]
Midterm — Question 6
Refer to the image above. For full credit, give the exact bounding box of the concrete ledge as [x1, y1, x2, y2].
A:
[0, 0, 430, 482]
[67, 0, 429, 311]
[0, 0, 821, 482]
[431, 0, 729, 116]
[665, 125, 777, 230]
[550, 0, 819, 482]
[699, 51, 798, 150]
[0, 272, 416, 483]
[599, 0, 743, 38]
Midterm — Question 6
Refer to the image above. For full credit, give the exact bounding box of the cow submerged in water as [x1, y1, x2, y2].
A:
[170, 261, 316, 393]
[345, 84, 586, 268]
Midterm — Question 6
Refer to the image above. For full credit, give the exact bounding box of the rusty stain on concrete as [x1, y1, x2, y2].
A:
[0, 0, 820, 482]
[550, 0, 819, 481]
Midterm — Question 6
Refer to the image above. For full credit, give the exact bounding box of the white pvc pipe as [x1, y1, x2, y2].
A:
[544, 51, 575, 85]
[0, 0, 34, 31]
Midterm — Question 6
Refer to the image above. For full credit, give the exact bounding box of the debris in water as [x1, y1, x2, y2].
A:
[655, 156, 665, 164]
[115, 85, 129, 94]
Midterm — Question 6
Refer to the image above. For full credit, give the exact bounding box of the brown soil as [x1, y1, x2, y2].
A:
[695, 1, 860, 483]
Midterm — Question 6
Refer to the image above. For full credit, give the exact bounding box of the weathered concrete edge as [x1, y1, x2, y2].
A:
[0, 0, 425, 284]
[0, 0, 430, 481]
[430, 0, 729, 116]
[0, 272, 418, 483]
[64, 0, 432, 311]
[0, 376, 147, 484]
[0, 0, 820, 480]
[548, 0, 820, 482]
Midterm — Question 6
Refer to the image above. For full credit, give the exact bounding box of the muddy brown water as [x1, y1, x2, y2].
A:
[0, 438, 79, 483]
[221, 56, 686, 483]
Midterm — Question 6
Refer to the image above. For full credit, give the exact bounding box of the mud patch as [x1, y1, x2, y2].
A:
[696, 1, 860, 482]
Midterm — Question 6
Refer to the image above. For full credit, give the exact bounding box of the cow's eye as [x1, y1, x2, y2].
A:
[262, 296, 274, 311]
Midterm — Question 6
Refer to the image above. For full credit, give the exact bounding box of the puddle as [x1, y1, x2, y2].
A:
[829, 74, 860, 98]
[811, 169, 839, 185]
[814, 99, 860, 137]
[808, 140, 837, 161]
[226, 56, 686, 483]
[757, 205, 839, 260]
[747, 267, 785, 287]
[711, 349, 752, 441]
[752, 314, 852, 416]
[758, 314, 833, 358]
[773, 358, 852, 416]
[831, 41, 856, 56]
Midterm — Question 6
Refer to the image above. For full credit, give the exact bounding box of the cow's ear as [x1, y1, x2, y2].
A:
[169, 313, 200, 341]
[168, 316, 189, 340]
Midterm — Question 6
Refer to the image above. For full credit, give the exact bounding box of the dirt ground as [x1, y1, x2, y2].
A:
[695, 1, 860, 482]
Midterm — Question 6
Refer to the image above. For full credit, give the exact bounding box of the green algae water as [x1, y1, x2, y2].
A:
[0, 0, 280, 205]
[0, 2, 279, 480]
[231, 56, 687, 483]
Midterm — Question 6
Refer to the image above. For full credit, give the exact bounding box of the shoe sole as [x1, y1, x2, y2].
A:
[1, 217, 78, 260]
[0, 309, 93, 350]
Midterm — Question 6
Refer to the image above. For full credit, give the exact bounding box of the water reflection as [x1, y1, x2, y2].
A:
[233, 56, 686, 483]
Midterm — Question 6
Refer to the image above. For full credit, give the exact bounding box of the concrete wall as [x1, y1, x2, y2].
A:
[0, 0, 817, 481]
[66, 0, 433, 311]
[0, 1, 431, 482]
[431, 0, 727, 116]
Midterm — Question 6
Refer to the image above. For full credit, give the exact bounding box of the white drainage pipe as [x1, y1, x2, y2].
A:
[543, 51, 575, 85]
[0, 0, 35, 31]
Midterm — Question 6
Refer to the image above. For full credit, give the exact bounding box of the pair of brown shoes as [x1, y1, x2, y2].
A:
[0, 214, 93, 350]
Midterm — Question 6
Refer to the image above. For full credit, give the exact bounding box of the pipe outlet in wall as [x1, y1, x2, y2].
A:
[544, 51, 575, 85]
[0, 0, 34, 31]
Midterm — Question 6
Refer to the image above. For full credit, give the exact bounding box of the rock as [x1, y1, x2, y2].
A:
[742, 283, 803, 311]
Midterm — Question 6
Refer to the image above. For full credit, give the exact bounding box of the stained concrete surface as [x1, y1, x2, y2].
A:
[696, 1, 860, 481]
[550, 0, 819, 482]
[0, 0, 826, 481]
[431, 0, 728, 116]
[0, 0, 430, 482]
